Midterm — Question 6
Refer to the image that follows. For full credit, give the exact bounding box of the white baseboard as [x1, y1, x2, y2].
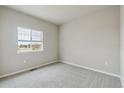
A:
[121, 77, 124, 88]
[59, 60, 120, 78]
[0, 60, 58, 79]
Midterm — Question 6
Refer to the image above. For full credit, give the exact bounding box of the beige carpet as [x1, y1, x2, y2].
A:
[0, 62, 122, 88]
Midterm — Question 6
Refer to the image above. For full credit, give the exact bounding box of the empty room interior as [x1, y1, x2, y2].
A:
[0, 5, 124, 88]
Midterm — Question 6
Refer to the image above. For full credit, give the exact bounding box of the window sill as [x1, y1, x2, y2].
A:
[17, 50, 44, 54]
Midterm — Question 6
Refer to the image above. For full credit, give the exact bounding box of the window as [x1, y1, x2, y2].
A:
[17, 27, 43, 53]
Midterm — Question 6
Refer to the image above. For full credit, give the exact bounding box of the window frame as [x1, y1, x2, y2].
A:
[17, 27, 44, 54]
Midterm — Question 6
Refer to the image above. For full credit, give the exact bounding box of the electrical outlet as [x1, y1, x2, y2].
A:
[105, 61, 108, 66]
[24, 60, 26, 63]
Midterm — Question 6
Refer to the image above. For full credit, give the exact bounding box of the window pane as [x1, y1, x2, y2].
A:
[18, 41, 32, 52]
[17, 27, 31, 41]
[32, 42, 43, 51]
[32, 30, 43, 41]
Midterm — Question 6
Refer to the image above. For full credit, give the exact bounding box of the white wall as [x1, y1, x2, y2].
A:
[59, 6, 120, 75]
[121, 6, 124, 87]
[0, 6, 58, 76]
[0, 12, 2, 75]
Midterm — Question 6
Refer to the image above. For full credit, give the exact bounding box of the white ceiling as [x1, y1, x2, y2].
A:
[6, 5, 118, 25]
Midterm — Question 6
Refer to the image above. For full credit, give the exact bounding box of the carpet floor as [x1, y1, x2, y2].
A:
[0, 62, 122, 88]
